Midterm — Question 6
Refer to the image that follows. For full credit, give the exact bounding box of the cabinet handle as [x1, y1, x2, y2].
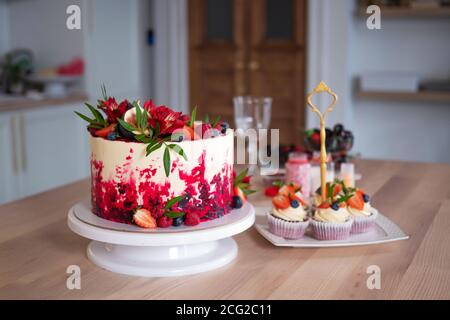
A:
[10, 116, 19, 174]
[19, 114, 27, 172]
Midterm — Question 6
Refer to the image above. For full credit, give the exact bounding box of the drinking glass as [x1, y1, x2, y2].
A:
[233, 96, 272, 174]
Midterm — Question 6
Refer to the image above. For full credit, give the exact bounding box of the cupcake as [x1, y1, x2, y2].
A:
[311, 181, 354, 240]
[268, 183, 310, 239]
[346, 189, 378, 234]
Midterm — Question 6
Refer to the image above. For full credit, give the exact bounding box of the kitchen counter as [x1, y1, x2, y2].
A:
[0, 92, 88, 113]
[0, 159, 449, 299]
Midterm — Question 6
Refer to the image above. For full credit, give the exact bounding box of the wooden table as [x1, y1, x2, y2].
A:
[1, 159, 449, 299]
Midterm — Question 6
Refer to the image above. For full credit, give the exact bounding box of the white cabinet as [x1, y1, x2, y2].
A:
[0, 103, 90, 204]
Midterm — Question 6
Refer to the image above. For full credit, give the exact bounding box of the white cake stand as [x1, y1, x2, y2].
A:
[67, 201, 255, 277]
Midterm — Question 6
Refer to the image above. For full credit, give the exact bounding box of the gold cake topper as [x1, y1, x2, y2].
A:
[307, 81, 338, 202]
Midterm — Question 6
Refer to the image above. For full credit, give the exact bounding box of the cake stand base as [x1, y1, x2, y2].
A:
[67, 200, 254, 277]
[87, 238, 237, 277]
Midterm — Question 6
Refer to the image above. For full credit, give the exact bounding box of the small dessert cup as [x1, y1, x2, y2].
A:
[351, 208, 378, 234]
[311, 218, 353, 240]
[267, 213, 310, 240]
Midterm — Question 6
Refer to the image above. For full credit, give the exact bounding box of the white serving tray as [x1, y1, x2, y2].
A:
[254, 206, 408, 248]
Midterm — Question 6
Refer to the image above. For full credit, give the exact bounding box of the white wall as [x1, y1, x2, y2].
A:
[83, 0, 153, 102]
[6, 0, 84, 68]
[307, 0, 450, 164]
[0, 0, 10, 55]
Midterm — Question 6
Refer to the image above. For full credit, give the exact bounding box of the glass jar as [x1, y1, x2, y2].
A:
[285, 152, 311, 197]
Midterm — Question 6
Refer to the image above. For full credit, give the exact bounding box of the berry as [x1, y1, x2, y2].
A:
[157, 216, 173, 228]
[133, 208, 157, 228]
[178, 194, 190, 208]
[311, 132, 320, 144]
[290, 200, 300, 208]
[333, 123, 344, 134]
[347, 191, 364, 210]
[95, 124, 117, 138]
[118, 122, 135, 139]
[233, 186, 246, 202]
[220, 122, 229, 130]
[106, 132, 117, 141]
[242, 176, 251, 183]
[232, 195, 243, 209]
[172, 216, 185, 227]
[331, 202, 339, 211]
[318, 202, 330, 209]
[272, 194, 290, 210]
[264, 186, 279, 197]
[363, 194, 370, 203]
[279, 185, 296, 197]
[184, 212, 200, 226]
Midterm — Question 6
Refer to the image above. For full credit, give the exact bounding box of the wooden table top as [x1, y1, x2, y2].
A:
[1, 159, 449, 300]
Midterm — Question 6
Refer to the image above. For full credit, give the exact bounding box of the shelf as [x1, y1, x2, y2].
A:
[357, 90, 450, 103]
[357, 6, 450, 18]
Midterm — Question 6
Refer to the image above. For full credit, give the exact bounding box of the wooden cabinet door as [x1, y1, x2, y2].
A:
[188, 0, 306, 144]
[248, 0, 306, 144]
[189, 0, 247, 125]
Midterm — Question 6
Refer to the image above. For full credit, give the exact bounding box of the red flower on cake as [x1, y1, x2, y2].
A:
[144, 100, 188, 135]
[99, 98, 128, 123]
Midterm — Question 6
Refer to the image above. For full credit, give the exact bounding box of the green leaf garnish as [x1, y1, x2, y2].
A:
[188, 106, 197, 127]
[272, 180, 285, 188]
[117, 118, 136, 133]
[163, 147, 171, 177]
[101, 84, 108, 100]
[85, 103, 106, 126]
[164, 195, 185, 210]
[145, 141, 162, 156]
[211, 116, 221, 127]
[167, 144, 188, 161]
[164, 211, 186, 219]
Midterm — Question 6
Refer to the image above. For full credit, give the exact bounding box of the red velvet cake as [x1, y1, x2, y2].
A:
[75, 88, 255, 229]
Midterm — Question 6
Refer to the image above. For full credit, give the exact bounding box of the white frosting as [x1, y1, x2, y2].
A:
[272, 206, 307, 222]
[314, 206, 350, 223]
[348, 202, 372, 217]
[90, 130, 234, 204]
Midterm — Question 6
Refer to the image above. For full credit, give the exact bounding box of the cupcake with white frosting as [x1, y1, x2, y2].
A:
[268, 183, 310, 239]
[311, 181, 354, 240]
[346, 189, 378, 233]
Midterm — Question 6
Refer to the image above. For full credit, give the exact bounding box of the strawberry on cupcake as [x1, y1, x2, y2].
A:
[267, 182, 310, 240]
[346, 188, 378, 234]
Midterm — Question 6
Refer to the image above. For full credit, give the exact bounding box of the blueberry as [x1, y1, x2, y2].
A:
[118, 122, 135, 140]
[172, 216, 185, 227]
[106, 132, 117, 141]
[331, 202, 339, 211]
[363, 194, 370, 203]
[231, 195, 243, 209]
[220, 122, 230, 130]
[177, 135, 184, 142]
[290, 200, 299, 208]
[333, 123, 344, 134]
[178, 194, 190, 208]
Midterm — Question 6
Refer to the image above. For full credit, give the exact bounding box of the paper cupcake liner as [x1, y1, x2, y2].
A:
[267, 213, 309, 240]
[351, 208, 378, 234]
[311, 218, 353, 241]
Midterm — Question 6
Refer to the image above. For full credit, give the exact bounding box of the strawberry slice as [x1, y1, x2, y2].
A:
[347, 191, 364, 210]
[272, 194, 290, 210]
[133, 208, 157, 228]
[332, 183, 342, 196]
[318, 202, 331, 209]
[289, 193, 306, 206]
[95, 124, 117, 138]
[279, 185, 295, 197]
[234, 186, 246, 202]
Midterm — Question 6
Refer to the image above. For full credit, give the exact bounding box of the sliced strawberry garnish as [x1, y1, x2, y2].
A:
[95, 123, 117, 138]
[347, 191, 364, 210]
[133, 208, 157, 228]
[182, 125, 195, 140]
[233, 186, 246, 202]
[278, 185, 295, 197]
[332, 183, 342, 196]
[318, 202, 331, 209]
[289, 193, 306, 206]
[272, 194, 290, 210]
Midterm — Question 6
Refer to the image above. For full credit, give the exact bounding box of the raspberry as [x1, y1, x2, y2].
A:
[264, 186, 279, 197]
[184, 212, 200, 226]
[157, 216, 172, 228]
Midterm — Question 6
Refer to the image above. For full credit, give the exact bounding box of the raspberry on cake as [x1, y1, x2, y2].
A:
[76, 87, 234, 228]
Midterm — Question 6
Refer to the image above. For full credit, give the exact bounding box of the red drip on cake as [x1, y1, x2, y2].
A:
[91, 150, 232, 225]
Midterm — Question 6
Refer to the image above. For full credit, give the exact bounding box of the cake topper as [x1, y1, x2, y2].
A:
[306, 81, 338, 202]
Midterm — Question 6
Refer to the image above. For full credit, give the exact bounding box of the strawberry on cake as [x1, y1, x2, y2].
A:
[76, 87, 247, 229]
